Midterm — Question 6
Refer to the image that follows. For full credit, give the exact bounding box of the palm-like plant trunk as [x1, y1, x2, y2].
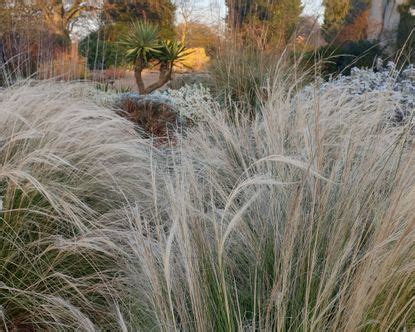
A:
[134, 61, 173, 95]
[134, 58, 146, 94]
[143, 61, 173, 94]
[134, 57, 174, 94]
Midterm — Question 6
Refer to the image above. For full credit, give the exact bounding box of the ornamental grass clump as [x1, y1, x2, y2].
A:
[121, 68, 415, 330]
[0, 66, 414, 331]
[0, 82, 158, 330]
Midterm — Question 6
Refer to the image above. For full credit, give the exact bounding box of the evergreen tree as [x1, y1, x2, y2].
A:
[225, 0, 251, 29]
[323, 0, 350, 41]
[323, 0, 371, 43]
[102, 0, 176, 38]
[80, 0, 176, 69]
[346, 0, 371, 25]
[226, 0, 302, 48]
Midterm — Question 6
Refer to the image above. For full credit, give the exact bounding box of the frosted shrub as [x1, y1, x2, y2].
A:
[299, 64, 415, 126]
[151, 84, 218, 121]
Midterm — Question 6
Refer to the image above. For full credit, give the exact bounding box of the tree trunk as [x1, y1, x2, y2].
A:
[134, 58, 146, 94]
[368, 0, 407, 54]
[134, 60, 173, 95]
[70, 40, 79, 60]
[181, 20, 188, 45]
[143, 61, 173, 94]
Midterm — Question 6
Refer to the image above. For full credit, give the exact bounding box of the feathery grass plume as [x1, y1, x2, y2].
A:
[0, 81, 160, 330]
[122, 68, 415, 330]
[0, 69, 414, 330]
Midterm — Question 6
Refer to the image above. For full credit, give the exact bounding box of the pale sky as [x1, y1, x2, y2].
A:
[187, 0, 324, 25]
[302, 0, 324, 19]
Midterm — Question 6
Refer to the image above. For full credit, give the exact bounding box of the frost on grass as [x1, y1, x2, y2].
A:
[151, 84, 218, 121]
[113, 84, 218, 122]
[300, 63, 415, 126]
[0, 81, 158, 330]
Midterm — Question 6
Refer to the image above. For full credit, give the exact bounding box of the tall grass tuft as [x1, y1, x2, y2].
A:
[0, 73, 414, 330]
[122, 72, 415, 330]
[209, 43, 283, 115]
[208, 40, 315, 119]
[0, 82, 158, 330]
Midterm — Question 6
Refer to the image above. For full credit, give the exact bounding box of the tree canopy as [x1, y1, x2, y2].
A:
[79, 0, 177, 70]
[0, 0, 92, 79]
[323, 0, 371, 43]
[225, 0, 303, 48]
[102, 0, 176, 38]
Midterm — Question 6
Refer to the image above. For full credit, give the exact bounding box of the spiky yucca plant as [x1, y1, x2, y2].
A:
[123, 21, 161, 63]
[144, 39, 192, 93]
[121, 21, 190, 94]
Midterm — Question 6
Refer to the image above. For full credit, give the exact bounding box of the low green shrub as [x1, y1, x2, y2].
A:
[398, 1, 415, 64]
[302, 40, 385, 78]
[79, 25, 128, 70]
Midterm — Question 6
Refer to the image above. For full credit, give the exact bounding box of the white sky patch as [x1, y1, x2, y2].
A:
[180, 0, 325, 24]
[0, 196, 3, 212]
[302, 0, 325, 22]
